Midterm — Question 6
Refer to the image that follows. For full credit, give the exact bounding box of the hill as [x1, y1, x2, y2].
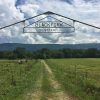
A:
[0, 43, 100, 51]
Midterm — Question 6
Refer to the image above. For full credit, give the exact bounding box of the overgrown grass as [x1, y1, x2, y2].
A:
[0, 60, 42, 100]
[0, 59, 100, 100]
[46, 58, 100, 100]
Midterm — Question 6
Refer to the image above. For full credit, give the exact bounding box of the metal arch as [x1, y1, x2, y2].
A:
[0, 11, 100, 30]
[24, 15, 75, 28]
[23, 14, 75, 33]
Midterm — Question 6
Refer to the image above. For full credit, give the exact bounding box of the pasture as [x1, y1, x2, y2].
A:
[0, 59, 100, 100]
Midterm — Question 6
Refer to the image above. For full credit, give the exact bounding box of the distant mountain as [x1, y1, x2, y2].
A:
[0, 43, 100, 51]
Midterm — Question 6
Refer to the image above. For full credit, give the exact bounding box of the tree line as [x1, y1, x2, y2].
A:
[0, 47, 100, 59]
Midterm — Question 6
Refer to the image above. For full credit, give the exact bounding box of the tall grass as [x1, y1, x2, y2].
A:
[46, 59, 100, 100]
[0, 60, 42, 100]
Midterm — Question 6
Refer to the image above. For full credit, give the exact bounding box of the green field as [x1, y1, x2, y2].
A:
[0, 59, 100, 100]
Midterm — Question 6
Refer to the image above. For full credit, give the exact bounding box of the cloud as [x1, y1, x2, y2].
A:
[0, 0, 24, 26]
[0, 0, 100, 44]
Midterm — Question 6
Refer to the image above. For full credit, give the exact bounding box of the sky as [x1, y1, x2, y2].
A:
[0, 0, 100, 44]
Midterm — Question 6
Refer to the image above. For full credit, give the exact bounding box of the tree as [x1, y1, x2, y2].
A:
[85, 48, 98, 58]
[13, 47, 27, 59]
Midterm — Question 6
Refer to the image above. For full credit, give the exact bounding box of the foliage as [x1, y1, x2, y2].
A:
[0, 47, 100, 59]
